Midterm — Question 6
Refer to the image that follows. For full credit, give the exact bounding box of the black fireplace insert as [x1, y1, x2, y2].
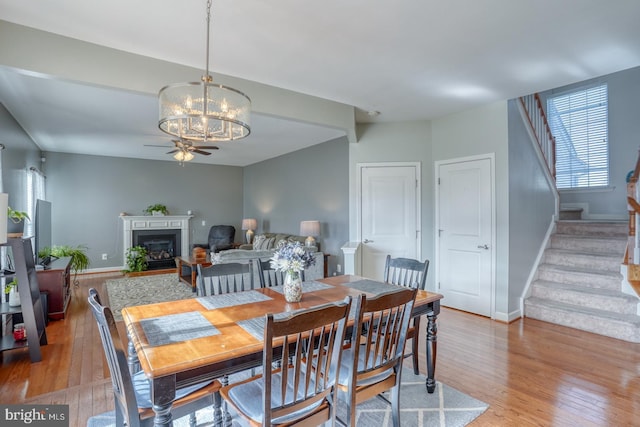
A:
[132, 229, 182, 270]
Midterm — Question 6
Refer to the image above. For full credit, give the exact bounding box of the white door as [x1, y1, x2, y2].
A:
[436, 156, 494, 317]
[359, 163, 420, 281]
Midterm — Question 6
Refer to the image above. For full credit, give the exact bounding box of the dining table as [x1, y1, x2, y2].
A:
[121, 274, 443, 427]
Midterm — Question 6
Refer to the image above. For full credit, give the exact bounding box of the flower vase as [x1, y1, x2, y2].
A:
[9, 287, 20, 307]
[283, 271, 302, 303]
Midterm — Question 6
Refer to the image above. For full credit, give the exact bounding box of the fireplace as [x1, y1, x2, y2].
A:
[133, 229, 181, 270]
[120, 215, 192, 271]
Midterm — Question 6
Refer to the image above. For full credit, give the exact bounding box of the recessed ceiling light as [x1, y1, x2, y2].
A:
[367, 110, 381, 117]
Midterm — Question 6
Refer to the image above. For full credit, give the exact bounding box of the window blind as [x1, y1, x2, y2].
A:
[547, 84, 608, 189]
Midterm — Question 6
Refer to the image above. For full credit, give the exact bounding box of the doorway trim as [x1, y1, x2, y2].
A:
[434, 153, 496, 319]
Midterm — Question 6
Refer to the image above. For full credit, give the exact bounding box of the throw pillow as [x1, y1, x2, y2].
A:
[254, 236, 275, 250]
[253, 234, 266, 250]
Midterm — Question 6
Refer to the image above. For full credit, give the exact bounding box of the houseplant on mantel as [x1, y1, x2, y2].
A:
[7, 206, 30, 236]
[143, 204, 169, 216]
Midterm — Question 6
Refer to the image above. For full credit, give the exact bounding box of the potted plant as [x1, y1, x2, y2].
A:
[143, 204, 169, 216]
[4, 278, 20, 306]
[38, 245, 90, 285]
[123, 245, 148, 273]
[7, 207, 30, 235]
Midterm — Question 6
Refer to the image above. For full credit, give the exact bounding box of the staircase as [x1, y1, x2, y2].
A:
[524, 220, 640, 342]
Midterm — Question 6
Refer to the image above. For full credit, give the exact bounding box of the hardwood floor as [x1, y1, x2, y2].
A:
[1, 272, 639, 426]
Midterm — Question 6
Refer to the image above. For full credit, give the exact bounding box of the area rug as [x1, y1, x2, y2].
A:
[105, 274, 193, 321]
[88, 368, 488, 427]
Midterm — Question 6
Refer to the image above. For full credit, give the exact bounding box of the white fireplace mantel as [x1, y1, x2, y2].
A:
[120, 215, 192, 259]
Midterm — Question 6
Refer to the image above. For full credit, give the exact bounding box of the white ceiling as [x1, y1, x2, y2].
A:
[1, 0, 640, 166]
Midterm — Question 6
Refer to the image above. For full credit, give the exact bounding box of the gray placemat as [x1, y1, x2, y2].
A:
[196, 290, 273, 310]
[237, 310, 304, 341]
[269, 281, 333, 295]
[342, 279, 401, 296]
[140, 311, 220, 347]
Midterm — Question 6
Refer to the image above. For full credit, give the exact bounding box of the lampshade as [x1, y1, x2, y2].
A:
[241, 218, 257, 230]
[300, 220, 320, 248]
[158, 0, 250, 142]
[0, 193, 7, 244]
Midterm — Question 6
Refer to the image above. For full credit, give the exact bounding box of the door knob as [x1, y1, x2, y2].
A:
[363, 239, 374, 244]
[477, 244, 489, 250]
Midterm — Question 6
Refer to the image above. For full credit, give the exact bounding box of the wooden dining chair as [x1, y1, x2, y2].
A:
[220, 296, 353, 427]
[256, 257, 306, 288]
[87, 288, 221, 427]
[337, 288, 417, 427]
[196, 262, 254, 296]
[383, 255, 429, 375]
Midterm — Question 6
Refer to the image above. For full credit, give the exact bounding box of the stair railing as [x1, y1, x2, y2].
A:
[625, 147, 640, 297]
[626, 147, 640, 264]
[519, 94, 556, 181]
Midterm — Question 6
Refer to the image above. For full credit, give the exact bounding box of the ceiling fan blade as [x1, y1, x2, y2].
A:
[193, 145, 219, 150]
[193, 149, 212, 156]
[144, 144, 172, 148]
[166, 149, 179, 154]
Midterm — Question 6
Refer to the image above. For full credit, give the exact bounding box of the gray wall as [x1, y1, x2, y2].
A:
[349, 120, 434, 286]
[539, 65, 640, 219]
[430, 101, 512, 317]
[243, 136, 350, 275]
[44, 152, 243, 269]
[507, 99, 556, 311]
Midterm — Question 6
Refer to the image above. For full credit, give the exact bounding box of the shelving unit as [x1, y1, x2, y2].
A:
[0, 238, 48, 362]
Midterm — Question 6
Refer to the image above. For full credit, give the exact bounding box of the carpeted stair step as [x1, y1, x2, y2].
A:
[550, 234, 627, 253]
[536, 264, 621, 290]
[524, 297, 640, 342]
[555, 220, 627, 237]
[542, 248, 622, 273]
[530, 280, 638, 314]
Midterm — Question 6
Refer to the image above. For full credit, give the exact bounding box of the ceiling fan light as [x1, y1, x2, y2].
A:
[173, 150, 195, 162]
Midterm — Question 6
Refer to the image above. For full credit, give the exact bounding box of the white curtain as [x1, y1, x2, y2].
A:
[25, 167, 46, 238]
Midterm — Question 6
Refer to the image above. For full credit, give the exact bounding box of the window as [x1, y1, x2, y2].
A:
[547, 84, 608, 189]
[25, 167, 46, 238]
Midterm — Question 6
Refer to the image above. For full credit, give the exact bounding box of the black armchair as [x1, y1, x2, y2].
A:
[193, 225, 236, 253]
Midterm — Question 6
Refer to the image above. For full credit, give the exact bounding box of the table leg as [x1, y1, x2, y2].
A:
[425, 311, 438, 393]
[151, 376, 176, 427]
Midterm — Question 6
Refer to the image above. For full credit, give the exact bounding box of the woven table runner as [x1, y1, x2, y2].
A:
[140, 311, 220, 347]
[196, 290, 273, 310]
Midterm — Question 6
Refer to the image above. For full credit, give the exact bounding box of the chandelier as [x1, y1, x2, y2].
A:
[158, 0, 251, 142]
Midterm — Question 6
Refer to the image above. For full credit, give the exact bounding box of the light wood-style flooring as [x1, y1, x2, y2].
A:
[1, 272, 639, 426]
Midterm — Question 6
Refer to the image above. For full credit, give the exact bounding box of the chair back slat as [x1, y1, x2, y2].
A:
[384, 255, 429, 290]
[197, 262, 253, 296]
[350, 288, 417, 384]
[263, 297, 352, 423]
[256, 258, 306, 288]
[88, 288, 142, 427]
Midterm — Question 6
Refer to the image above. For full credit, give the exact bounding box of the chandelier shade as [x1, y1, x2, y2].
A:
[159, 81, 251, 142]
[158, 0, 250, 143]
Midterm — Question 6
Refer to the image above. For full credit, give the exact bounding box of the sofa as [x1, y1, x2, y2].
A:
[215, 232, 324, 287]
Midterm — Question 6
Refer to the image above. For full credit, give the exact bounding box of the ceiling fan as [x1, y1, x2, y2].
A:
[144, 139, 219, 161]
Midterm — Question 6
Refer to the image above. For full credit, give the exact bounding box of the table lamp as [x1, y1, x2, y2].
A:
[300, 220, 320, 248]
[241, 218, 257, 244]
